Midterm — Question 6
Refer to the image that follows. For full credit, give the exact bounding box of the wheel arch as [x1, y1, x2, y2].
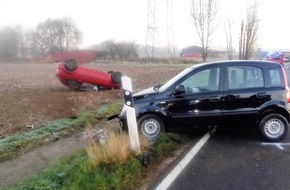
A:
[136, 106, 168, 131]
[258, 105, 290, 124]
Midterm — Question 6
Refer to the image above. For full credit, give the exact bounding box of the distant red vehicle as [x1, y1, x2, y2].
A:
[260, 51, 285, 66]
[56, 59, 122, 91]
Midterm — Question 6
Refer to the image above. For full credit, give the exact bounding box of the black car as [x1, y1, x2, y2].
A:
[119, 60, 290, 142]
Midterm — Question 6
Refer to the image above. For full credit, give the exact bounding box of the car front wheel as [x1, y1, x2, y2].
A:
[259, 113, 289, 142]
[138, 114, 165, 138]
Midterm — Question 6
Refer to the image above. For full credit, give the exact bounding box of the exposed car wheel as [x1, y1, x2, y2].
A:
[111, 72, 122, 84]
[64, 59, 78, 72]
[83, 85, 99, 91]
[138, 114, 165, 138]
[67, 80, 82, 90]
[259, 113, 289, 142]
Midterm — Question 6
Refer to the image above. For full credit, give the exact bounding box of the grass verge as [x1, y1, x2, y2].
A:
[0, 102, 123, 162]
[4, 132, 188, 190]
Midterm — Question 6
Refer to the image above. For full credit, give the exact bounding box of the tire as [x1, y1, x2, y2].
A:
[111, 72, 122, 84]
[67, 80, 82, 90]
[64, 58, 78, 72]
[259, 113, 289, 142]
[137, 114, 165, 138]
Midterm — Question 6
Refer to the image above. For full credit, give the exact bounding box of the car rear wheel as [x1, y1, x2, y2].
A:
[259, 113, 288, 142]
[138, 114, 165, 138]
[67, 80, 81, 90]
[111, 72, 122, 84]
[64, 59, 78, 72]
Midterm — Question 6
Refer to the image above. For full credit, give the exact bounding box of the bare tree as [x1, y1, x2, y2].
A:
[103, 39, 117, 59]
[224, 18, 234, 60]
[32, 17, 81, 56]
[190, 0, 219, 62]
[239, 1, 260, 60]
[15, 25, 34, 58]
[57, 17, 81, 52]
[116, 41, 138, 59]
[99, 40, 138, 60]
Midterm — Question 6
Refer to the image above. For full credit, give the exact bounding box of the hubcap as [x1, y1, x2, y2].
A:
[264, 119, 284, 138]
[142, 119, 160, 137]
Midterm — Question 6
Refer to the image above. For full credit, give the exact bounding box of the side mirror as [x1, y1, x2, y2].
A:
[174, 85, 185, 95]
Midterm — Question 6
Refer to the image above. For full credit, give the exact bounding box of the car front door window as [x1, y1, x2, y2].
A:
[180, 67, 220, 94]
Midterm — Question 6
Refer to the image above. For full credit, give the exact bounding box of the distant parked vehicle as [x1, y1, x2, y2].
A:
[260, 51, 285, 66]
[56, 59, 122, 91]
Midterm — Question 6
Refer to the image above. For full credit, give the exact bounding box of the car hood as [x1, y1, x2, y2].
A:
[134, 86, 157, 96]
[133, 86, 159, 101]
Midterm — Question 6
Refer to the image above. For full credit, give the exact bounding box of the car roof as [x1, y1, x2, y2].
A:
[190, 60, 281, 69]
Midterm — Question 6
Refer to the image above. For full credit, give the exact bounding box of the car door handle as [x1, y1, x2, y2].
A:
[209, 96, 221, 102]
[256, 92, 267, 98]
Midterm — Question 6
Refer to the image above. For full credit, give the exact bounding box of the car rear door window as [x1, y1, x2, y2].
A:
[228, 66, 264, 90]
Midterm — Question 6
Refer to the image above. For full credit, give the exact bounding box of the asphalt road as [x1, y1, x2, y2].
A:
[149, 128, 290, 190]
[148, 63, 290, 190]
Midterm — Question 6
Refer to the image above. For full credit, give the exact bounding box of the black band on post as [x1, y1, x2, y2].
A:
[123, 89, 134, 108]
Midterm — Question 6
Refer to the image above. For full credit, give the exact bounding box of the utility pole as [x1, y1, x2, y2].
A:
[145, 0, 156, 58]
[145, 0, 175, 58]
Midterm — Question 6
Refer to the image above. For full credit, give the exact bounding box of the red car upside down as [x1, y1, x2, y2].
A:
[56, 59, 122, 91]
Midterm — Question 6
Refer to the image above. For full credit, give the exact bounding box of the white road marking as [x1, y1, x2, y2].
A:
[155, 132, 211, 190]
[262, 143, 290, 150]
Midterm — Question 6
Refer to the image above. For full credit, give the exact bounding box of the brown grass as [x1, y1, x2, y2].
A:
[85, 126, 148, 166]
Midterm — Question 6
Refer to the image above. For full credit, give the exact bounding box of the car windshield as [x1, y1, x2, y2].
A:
[268, 51, 283, 58]
[153, 84, 163, 91]
[159, 66, 196, 92]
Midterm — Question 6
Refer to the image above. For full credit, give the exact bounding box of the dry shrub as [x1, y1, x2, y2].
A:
[85, 126, 148, 166]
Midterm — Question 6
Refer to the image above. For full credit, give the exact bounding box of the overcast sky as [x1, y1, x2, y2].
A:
[0, 0, 289, 51]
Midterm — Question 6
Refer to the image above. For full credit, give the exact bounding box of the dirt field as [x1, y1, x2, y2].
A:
[0, 61, 190, 187]
[0, 62, 187, 138]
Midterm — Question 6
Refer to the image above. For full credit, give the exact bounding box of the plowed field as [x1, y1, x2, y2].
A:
[0, 62, 187, 138]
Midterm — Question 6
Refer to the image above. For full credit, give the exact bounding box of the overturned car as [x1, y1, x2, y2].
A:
[56, 59, 122, 91]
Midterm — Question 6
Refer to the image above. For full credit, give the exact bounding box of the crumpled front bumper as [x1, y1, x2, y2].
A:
[108, 113, 128, 131]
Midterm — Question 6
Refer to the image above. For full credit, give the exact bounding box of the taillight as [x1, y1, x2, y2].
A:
[282, 67, 290, 103]
[286, 86, 290, 103]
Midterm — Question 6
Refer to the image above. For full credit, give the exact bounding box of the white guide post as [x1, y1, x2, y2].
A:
[121, 76, 140, 153]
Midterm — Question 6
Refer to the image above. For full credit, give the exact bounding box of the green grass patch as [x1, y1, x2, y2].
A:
[4, 133, 189, 190]
[0, 102, 122, 162]
[149, 133, 188, 162]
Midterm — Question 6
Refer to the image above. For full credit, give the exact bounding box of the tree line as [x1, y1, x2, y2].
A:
[0, 1, 260, 61]
[0, 17, 81, 59]
[0, 17, 138, 60]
